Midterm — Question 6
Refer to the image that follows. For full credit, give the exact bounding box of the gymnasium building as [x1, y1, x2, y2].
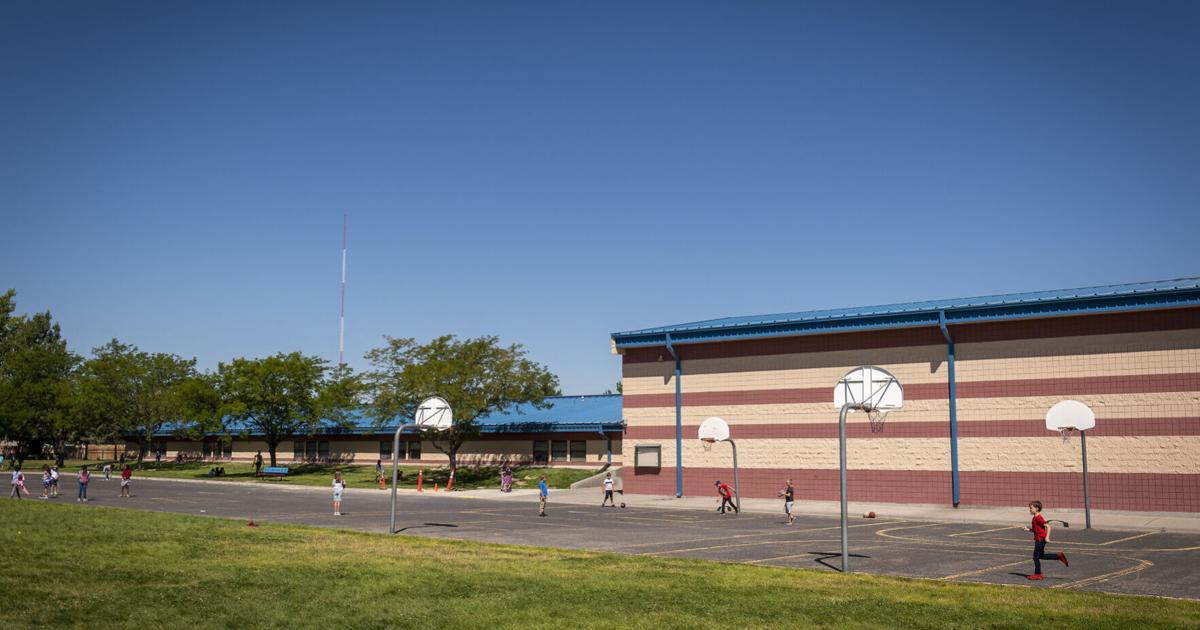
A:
[612, 277, 1200, 513]
[149, 394, 623, 469]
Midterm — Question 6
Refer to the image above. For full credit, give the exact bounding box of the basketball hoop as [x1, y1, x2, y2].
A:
[700, 437, 715, 453]
[863, 405, 889, 433]
[1058, 427, 1075, 444]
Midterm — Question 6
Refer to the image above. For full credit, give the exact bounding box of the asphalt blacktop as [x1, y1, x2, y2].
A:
[38, 474, 1200, 601]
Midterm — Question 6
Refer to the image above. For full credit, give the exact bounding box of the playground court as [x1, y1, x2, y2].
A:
[63, 477, 1200, 600]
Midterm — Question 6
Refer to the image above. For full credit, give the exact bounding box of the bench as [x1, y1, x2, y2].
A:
[257, 466, 289, 478]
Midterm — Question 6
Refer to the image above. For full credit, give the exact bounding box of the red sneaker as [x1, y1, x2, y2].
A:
[1027, 574, 1044, 581]
[1059, 553, 1069, 567]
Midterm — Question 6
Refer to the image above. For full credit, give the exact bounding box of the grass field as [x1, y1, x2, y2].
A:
[7, 459, 596, 490]
[2, 502, 1197, 629]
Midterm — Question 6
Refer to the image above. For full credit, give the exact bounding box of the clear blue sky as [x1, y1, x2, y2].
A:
[2, 1, 1197, 394]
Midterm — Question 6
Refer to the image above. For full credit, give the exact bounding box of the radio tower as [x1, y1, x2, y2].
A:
[339, 213, 347, 367]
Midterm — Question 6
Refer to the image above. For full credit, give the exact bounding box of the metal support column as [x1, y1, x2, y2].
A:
[730, 439, 741, 514]
[1081, 430, 1092, 529]
[939, 311, 961, 508]
[838, 403, 851, 572]
[665, 334, 682, 498]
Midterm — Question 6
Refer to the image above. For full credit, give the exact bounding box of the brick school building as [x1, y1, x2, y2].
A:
[612, 278, 1200, 513]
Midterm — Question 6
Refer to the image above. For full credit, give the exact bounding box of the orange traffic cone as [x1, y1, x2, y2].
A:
[433, 483, 438, 492]
[446, 471, 454, 492]
[379, 476, 386, 490]
[417, 470, 424, 492]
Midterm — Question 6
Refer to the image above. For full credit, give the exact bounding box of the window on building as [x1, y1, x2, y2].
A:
[221, 441, 233, 458]
[532, 441, 549, 463]
[318, 441, 330, 459]
[569, 440, 586, 462]
[551, 440, 568, 462]
[293, 441, 304, 460]
[407, 441, 421, 460]
[202, 442, 213, 458]
[634, 445, 661, 469]
[380, 440, 394, 459]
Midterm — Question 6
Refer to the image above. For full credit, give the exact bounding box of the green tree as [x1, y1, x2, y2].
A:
[0, 291, 79, 463]
[364, 335, 560, 473]
[214, 353, 361, 467]
[79, 340, 199, 468]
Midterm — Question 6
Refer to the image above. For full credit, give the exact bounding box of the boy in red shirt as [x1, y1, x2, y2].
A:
[1023, 500, 1068, 580]
[714, 480, 738, 514]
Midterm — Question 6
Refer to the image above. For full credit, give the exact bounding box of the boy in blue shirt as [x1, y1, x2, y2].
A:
[538, 476, 548, 517]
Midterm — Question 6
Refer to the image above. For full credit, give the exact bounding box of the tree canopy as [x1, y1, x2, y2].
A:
[213, 352, 362, 466]
[365, 335, 559, 471]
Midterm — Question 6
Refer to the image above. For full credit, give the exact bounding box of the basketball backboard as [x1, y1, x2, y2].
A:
[833, 366, 904, 411]
[1045, 400, 1095, 432]
[415, 396, 453, 431]
[698, 416, 730, 442]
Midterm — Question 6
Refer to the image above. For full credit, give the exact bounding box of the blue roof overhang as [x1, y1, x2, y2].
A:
[612, 280, 1200, 350]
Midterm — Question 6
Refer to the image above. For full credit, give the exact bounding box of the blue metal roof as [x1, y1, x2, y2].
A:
[474, 394, 623, 433]
[154, 395, 624, 438]
[612, 277, 1200, 348]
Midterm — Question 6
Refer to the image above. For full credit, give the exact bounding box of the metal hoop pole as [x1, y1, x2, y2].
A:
[1081, 430, 1091, 529]
[839, 403, 851, 573]
[389, 425, 404, 534]
[729, 439, 741, 514]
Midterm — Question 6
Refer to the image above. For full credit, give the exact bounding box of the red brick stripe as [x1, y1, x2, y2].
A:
[624, 417, 1200, 440]
[623, 467, 1200, 512]
[622, 308, 1200, 363]
[622, 372, 1200, 409]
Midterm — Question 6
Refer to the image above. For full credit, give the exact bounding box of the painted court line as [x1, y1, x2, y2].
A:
[1053, 556, 1154, 590]
[948, 525, 1021, 538]
[742, 544, 888, 566]
[941, 559, 1030, 580]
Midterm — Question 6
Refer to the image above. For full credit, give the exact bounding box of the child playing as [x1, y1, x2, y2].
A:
[41, 465, 52, 499]
[332, 471, 345, 516]
[77, 466, 90, 502]
[120, 464, 132, 498]
[10, 466, 28, 499]
[1023, 500, 1068, 580]
[50, 465, 60, 497]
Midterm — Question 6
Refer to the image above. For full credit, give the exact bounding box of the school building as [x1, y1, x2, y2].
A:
[150, 394, 623, 469]
[612, 277, 1200, 513]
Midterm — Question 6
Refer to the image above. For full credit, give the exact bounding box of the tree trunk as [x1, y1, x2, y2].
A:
[267, 441, 278, 467]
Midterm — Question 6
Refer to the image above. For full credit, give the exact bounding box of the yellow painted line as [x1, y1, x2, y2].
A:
[1097, 531, 1159, 546]
[642, 536, 863, 557]
[742, 544, 887, 565]
[948, 525, 1021, 538]
[623, 520, 907, 550]
[941, 559, 1030, 580]
[1052, 556, 1154, 590]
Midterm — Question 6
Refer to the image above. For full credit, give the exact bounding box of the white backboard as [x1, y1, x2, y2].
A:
[1045, 400, 1095, 432]
[698, 416, 730, 442]
[415, 396, 453, 430]
[833, 366, 904, 411]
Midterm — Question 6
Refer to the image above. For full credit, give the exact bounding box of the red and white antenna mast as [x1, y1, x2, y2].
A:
[339, 213, 347, 366]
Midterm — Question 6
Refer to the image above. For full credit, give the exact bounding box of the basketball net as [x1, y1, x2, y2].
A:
[863, 405, 888, 433]
[700, 437, 715, 452]
[1060, 428, 1074, 444]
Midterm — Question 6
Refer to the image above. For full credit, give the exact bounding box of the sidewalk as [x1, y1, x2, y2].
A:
[529, 487, 1200, 534]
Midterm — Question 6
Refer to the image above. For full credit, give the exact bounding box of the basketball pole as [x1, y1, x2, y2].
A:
[1081, 430, 1091, 529]
[838, 403, 851, 573]
[730, 439, 741, 514]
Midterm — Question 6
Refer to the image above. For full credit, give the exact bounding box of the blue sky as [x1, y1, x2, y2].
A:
[2, 1, 1197, 394]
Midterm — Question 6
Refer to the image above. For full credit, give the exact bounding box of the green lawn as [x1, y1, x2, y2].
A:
[2, 502, 1196, 629]
[9, 459, 598, 490]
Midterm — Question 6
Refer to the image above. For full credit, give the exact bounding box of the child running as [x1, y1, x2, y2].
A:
[332, 471, 345, 516]
[77, 466, 90, 502]
[1023, 500, 1068, 580]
